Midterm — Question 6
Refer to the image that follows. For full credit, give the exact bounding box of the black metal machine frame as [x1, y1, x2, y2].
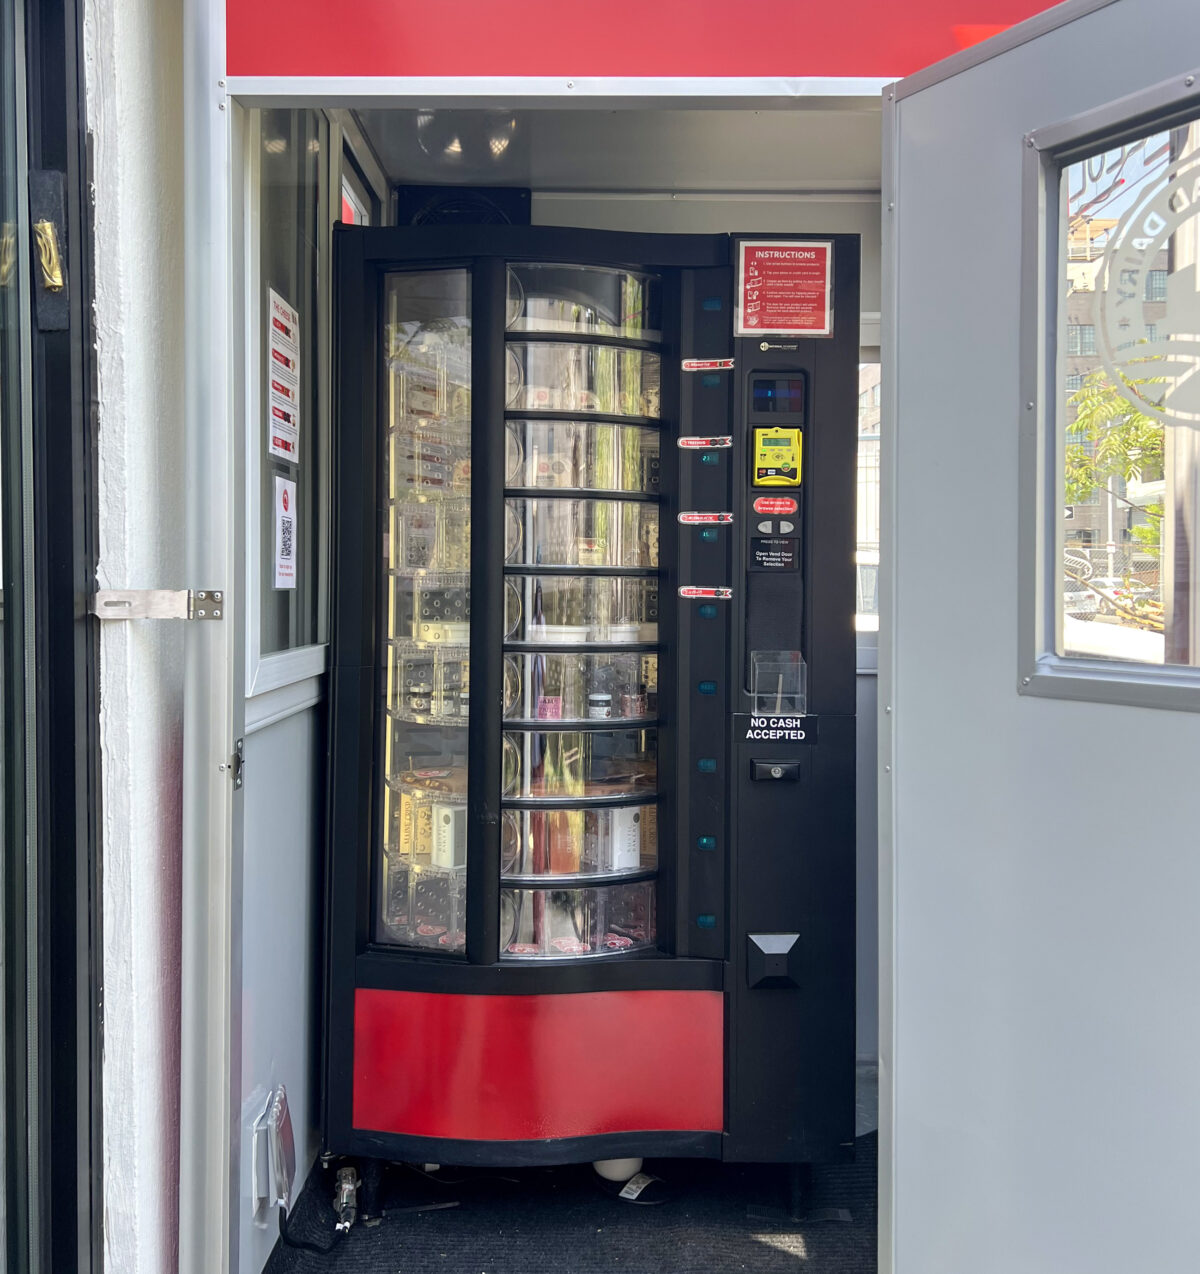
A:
[324, 224, 858, 1167]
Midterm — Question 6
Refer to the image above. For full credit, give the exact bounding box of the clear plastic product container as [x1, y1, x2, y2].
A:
[499, 879, 656, 958]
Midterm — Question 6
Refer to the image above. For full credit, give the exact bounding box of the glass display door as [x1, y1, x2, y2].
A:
[372, 260, 667, 961]
[500, 264, 663, 958]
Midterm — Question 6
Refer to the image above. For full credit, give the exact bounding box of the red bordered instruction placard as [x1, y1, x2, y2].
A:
[736, 240, 832, 338]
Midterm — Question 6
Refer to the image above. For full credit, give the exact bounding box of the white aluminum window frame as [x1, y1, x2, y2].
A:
[240, 107, 390, 699]
[1018, 66, 1200, 711]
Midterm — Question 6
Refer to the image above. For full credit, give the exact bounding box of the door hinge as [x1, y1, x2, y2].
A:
[91, 589, 224, 621]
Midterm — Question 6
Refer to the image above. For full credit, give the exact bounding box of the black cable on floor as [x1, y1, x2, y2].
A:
[278, 1204, 345, 1255]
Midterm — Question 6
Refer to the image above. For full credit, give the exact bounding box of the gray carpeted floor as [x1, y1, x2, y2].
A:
[264, 1134, 877, 1274]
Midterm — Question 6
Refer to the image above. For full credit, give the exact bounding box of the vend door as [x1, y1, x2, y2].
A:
[323, 226, 857, 1167]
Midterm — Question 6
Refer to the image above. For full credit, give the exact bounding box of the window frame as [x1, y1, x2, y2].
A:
[1019, 69, 1200, 711]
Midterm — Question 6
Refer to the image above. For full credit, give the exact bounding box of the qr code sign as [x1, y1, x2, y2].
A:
[275, 477, 297, 589]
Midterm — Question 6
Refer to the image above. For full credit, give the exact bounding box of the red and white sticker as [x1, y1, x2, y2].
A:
[678, 511, 733, 525]
[737, 239, 832, 337]
[679, 585, 733, 600]
[753, 495, 799, 516]
[677, 435, 732, 450]
[681, 357, 734, 371]
[267, 288, 302, 463]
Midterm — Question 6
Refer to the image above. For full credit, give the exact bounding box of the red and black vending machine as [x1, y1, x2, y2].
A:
[324, 226, 857, 1170]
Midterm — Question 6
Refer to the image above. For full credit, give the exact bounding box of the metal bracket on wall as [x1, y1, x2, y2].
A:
[91, 589, 224, 620]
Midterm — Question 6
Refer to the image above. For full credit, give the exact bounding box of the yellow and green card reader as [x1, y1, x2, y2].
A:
[752, 425, 802, 486]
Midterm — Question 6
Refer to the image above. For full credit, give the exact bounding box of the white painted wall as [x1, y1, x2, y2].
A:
[884, 4, 1200, 1271]
[84, 0, 185, 1269]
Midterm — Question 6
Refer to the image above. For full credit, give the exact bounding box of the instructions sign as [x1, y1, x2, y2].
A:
[267, 289, 301, 463]
[274, 476, 297, 589]
[750, 537, 799, 571]
[736, 240, 832, 337]
[743, 716, 817, 742]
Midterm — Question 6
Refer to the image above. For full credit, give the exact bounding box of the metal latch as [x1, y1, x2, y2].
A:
[91, 589, 224, 620]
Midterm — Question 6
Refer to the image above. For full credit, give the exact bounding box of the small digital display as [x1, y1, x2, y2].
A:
[762, 437, 791, 447]
[752, 377, 805, 416]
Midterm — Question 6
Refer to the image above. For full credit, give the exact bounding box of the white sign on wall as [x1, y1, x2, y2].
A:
[267, 288, 301, 464]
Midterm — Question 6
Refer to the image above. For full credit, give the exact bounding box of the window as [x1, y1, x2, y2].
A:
[255, 109, 327, 656]
[1066, 323, 1096, 356]
[856, 362, 881, 633]
[1144, 269, 1167, 302]
[1049, 113, 1200, 674]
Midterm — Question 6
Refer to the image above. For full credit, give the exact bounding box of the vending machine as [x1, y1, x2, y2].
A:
[324, 226, 858, 1169]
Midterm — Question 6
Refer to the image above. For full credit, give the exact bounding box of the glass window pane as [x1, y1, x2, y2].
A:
[1056, 119, 1200, 664]
[377, 270, 471, 951]
[257, 108, 325, 654]
[856, 362, 881, 632]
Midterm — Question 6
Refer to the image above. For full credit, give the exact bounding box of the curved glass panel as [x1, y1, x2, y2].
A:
[503, 728, 657, 800]
[505, 420, 660, 494]
[506, 342, 660, 418]
[506, 264, 661, 342]
[505, 575, 658, 643]
[505, 498, 658, 569]
[500, 880, 657, 958]
[503, 651, 657, 723]
[378, 270, 470, 953]
[501, 805, 657, 878]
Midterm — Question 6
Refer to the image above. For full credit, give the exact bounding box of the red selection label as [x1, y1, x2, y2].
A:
[678, 511, 733, 525]
[677, 436, 732, 449]
[681, 358, 734, 371]
[679, 586, 733, 600]
[737, 240, 832, 337]
[753, 495, 799, 516]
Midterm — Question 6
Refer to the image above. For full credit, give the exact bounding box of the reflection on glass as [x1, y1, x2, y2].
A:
[503, 728, 656, 799]
[1056, 122, 1200, 665]
[379, 270, 471, 951]
[503, 652, 657, 722]
[505, 498, 658, 569]
[506, 264, 662, 341]
[505, 420, 660, 493]
[507, 575, 658, 644]
[502, 805, 657, 878]
[506, 342, 661, 417]
[500, 881, 656, 958]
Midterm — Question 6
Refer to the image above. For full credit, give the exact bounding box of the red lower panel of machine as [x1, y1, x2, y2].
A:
[353, 988, 724, 1140]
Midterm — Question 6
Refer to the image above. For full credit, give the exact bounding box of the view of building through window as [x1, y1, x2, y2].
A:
[1059, 113, 1200, 665]
[857, 362, 881, 630]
